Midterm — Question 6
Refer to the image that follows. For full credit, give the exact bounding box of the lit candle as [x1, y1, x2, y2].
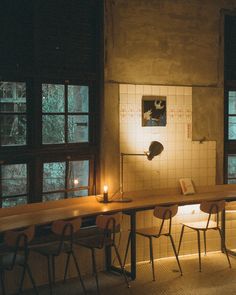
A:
[103, 185, 108, 203]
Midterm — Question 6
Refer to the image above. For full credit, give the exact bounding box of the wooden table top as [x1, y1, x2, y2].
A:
[1, 184, 236, 232]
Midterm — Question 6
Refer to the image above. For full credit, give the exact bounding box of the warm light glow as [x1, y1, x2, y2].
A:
[74, 178, 79, 186]
[103, 185, 108, 193]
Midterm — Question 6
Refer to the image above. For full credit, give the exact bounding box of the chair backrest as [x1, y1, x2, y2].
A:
[51, 217, 82, 254]
[153, 205, 178, 236]
[200, 200, 225, 214]
[96, 214, 121, 247]
[4, 225, 35, 270]
[153, 204, 178, 220]
[52, 217, 82, 236]
[200, 200, 225, 229]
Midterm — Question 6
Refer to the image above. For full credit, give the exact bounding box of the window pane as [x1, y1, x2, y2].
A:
[42, 84, 64, 113]
[229, 91, 236, 115]
[68, 160, 89, 188]
[68, 85, 89, 113]
[43, 162, 66, 192]
[0, 115, 26, 146]
[68, 115, 88, 143]
[1, 164, 27, 197]
[43, 193, 65, 202]
[67, 189, 88, 198]
[228, 179, 236, 184]
[229, 116, 236, 139]
[42, 115, 65, 144]
[0, 82, 26, 112]
[228, 155, 236, 178]
[2, 196, 27, 208]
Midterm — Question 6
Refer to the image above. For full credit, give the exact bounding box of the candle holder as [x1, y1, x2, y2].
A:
[103, 191, 109, 203]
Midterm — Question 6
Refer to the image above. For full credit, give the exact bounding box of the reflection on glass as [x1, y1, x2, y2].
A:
[42, 115, 65, 144]
[0, 115, 26, 146]
[228, 155, 236, 178]
[229, 116, 236, 139]
[2, 196, 27, 208]
[43, 162, 66, 192]
[43, 193, 65, 202]
[42, 84, 64, 113]
[68, 115, 88, 143]
[68, 85, 89, 113]
[229, 91, 236, 115]
[1, 164, 27, 197]
[68, 160, 89, 189]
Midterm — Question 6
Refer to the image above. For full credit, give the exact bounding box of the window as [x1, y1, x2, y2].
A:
[0, 81, 27, 146]
[42, 83, 89, 144]
[0, 163, 28, 207]
[42, 160, 89, 202]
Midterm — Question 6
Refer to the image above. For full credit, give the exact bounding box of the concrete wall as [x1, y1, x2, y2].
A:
[102, 0, 236, 187]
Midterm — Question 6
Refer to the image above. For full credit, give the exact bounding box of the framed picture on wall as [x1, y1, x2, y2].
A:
[142, 96, 167, 126]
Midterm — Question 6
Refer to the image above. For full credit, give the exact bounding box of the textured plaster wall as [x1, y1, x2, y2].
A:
[102, 0, 236, 187]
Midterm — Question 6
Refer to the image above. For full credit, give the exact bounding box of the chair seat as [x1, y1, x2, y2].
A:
[0, 252, 25, 270]
[135, 227, 161, 237]
[182, 220, 218, 230]
[32, 241, 71, 256]
[76, 235, 113, 249]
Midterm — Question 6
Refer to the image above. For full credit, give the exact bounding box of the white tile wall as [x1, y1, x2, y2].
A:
[118, 84, 224, 263]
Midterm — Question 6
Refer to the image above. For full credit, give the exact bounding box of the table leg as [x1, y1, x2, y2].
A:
[130, 210, 136, 280]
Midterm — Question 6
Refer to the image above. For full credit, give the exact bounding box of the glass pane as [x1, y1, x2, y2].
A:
[43, 162, 66, 192]
[67, 189, 89, 198]
[0, 115, 26, 146]
[228, 155, 236, 178]
[2, 196, 27, 208]
[43, 193, 65, 202]
[68, 160, 89, 189]
[228, 179, 236, 184]
[0, 81, 26, 112]
[42, 115, 65, 144]
[229, 116, 236, 139]
[1, 164, 27, 197]
[68, 115, 88, 143]
[68, 85, 89, 113]
[229, 91, 236, 115]
[42, 84, 64, 113]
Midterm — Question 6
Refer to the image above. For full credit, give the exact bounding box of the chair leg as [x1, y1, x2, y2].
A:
[178, 225, 185, 255]
[18, 263, 27, 294]
[218, 228, 231, 268]
[91, 248, 100, 295]
[149, 237, 156, 281]
[169, 234, 183, 275]
[0, 271, 6, 295]
[113, 244, 130, 288]
[47, 256, 53, 295]
[203, 231, 207, 255]
[123, 231, 131, 268]
[26, 264, 39, 295]
[64, 253, 71, 283]
[197, 230, 201, 272]
[52, 256, 56, 285]
[71, 251, 87, 294]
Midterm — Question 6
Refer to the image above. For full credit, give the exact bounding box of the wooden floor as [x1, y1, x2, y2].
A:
[24, 251, 236, 295]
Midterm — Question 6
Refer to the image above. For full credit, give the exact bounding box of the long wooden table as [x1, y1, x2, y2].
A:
[1, 184, 236, 280]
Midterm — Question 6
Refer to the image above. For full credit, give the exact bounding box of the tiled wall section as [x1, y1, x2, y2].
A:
[118, 84, 236, 264]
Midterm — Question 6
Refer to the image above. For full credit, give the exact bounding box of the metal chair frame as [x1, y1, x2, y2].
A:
[177, 200, 231, 272]
[123, 205, 182, 281]
[33, 218, 86, 295]
[0, 228, 38, 295]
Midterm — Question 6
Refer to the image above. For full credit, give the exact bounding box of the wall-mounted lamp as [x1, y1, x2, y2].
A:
[119, 141, 164, 202]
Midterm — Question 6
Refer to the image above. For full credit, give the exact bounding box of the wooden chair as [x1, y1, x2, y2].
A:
[32, 217, 86, 295]
[123, 205, 182, 281]
[75, 213, 130, 294]
[177, 200, 231, 272]
[0, 225, 38, 295]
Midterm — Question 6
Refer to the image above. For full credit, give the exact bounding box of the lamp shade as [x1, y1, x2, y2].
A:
[147, 141, 164, 160]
